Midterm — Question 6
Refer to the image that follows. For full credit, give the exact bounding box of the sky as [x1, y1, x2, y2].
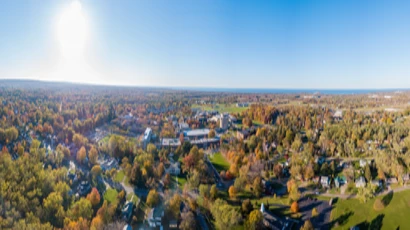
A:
[1, 0, 410, 89]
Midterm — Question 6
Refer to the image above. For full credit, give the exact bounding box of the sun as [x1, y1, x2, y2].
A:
[57, 0, 87, 60]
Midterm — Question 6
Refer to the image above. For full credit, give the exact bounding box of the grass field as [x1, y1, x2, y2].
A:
[191, 103, 248, 114]
[176, 174, 187, 189]
[209, 152, 231, 172]
[331, 190, 410, 229]
[114, 170, 125, 182]
[103, 188, 118, 203]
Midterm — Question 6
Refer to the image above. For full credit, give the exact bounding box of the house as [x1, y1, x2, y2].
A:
[320, 176, 330, 188]
[237, 129, 250, 140]
[386, 177, 398, 184]
[402, 174, 409, 183]
[121, 201, 134, 223]
[165, 162, 181, 176]
[359, 159, 372, 168]
[371, 180, 382, 187]
[315, 156, 325, 165]
[335, 176, 347, 188]
[146, 207, 164, 228]
[355, 176, 366, 188]
[169, 220, 178, 229]
[77, 181, 91, 197]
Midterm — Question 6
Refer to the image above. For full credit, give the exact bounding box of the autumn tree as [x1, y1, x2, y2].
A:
[146, 189, 160, 207]
[87, 188, 101, 207]
[290, 201, 299, 213]
[228, 185, 237, 199]
[180, 211, 197, 230]
[245, 210, 263, 230]
[76, 146, 87, 164]
[89, 146, 98, 165]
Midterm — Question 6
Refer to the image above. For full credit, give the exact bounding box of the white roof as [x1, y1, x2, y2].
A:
[185, 128, 210, 137]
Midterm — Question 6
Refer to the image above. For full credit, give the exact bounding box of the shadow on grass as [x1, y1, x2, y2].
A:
[357, 214, 385, 230]
[328, 211, 354, 228]
[382, 191, 393, 207]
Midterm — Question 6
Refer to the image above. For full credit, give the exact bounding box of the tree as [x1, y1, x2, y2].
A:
[147, 143, 157, 156]
[290, 201, 299, 213]
[246, 210, 263, 230]
[76, 146, 87, 164]
[91, 165, 102, 177]
[228, 185, 237, 199]
[68, 198, 93, 220]
[242, 199, 253, 215]
[180, 211, 197, 230]
[273, 164, 283, 179]
[211, 199, 242, 229]
[311, 208, 318, 218]
[199, 184, 210, 199]
[91, 215, 104, 230]
[287, 179, 301, 202]
[43, 192, 65, 227]
[146, 189, 159, 207]
[89, 146, 98, 165]
[304, 165, 315, 181]
[365, 164, 372, 182]
[167, 193, 181, 218]
[373, 198, 385, 211]
[357, 184, 376, 203]
[210, 184, 218, 200]
[87, 188, 101, 207]
[301, 219, 314, 230]
[208, 129, 216, 138]
[253, 177, 263, 198]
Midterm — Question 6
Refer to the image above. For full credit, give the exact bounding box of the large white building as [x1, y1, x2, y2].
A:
[143, 127, 152, 149]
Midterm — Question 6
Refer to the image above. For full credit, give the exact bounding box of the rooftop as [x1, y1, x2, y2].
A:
[185, 128, 210, 137]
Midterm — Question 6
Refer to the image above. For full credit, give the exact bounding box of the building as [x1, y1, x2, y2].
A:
[165, 161, 181, 176]
[122, 202, 134, 223]
[184, 128, 210, 140]
[146, 207, 164, 228]
[260, 203, 294, 230]
[320, 176, 330, 188]
[237, 129, 250, 140]
[169, 220, 178, 229]
[143, 127, 152, 149]
[355, 176, 366, 188]
[220, 114, 229, 129]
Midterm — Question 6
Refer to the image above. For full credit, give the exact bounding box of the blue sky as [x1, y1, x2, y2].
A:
[1, 0, 410, 88]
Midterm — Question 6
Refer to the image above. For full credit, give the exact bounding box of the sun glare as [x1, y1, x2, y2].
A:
[48, 0, 102, 84]
[57, 1, 87, 60]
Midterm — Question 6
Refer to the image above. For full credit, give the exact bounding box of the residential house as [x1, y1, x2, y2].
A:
[237, 129, 250, 140]
[146, 207, 164, 228]
[371, 180, 382, 187]
[386, 177, 398, 185]
[165, 161, 181, 176]
[77, 181, 91, 197]
[169, 220, 178, 229]
[335, 176, 347, 188]
[355, 176, 366, 188]
[320, 176, 330, 188]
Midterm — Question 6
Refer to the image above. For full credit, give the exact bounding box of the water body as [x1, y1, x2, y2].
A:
[171, 87, 410, 95]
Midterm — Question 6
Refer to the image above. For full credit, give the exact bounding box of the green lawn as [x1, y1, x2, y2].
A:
[209, 152, 231, 172]
[114, 170, 125, 182]
[191, 103, 248, 114]
[126, 193, 139, 205]
[331, 190, 410, 229]
[176, 174, 187, 189]
[103, 188, 118, 203]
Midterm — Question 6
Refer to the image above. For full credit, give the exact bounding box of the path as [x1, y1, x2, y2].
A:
[121, 177, 134, 195]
